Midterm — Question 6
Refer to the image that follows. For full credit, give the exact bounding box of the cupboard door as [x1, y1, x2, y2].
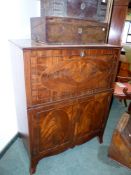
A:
[74, 92, 112, 143]
[28, 101, 74, 156]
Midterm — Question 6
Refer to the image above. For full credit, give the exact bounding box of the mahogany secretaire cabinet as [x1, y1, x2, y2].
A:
[10, 39, 121, 174]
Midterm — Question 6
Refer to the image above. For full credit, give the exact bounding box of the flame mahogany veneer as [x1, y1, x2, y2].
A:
[10, 40, 121, 174]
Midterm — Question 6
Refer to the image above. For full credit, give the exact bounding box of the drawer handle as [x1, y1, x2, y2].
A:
[102, 28, 106, 32]
[80, 51, 85, 57]
[78, 28, 83, 34]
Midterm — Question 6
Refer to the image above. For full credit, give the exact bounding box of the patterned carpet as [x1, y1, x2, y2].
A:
[0, 99, 131, 175]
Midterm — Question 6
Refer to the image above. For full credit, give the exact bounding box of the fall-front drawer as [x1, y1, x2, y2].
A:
[24, 48, 119, 107]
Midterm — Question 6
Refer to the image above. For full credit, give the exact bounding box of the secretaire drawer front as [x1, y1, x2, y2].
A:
[25, 48, 119, 106]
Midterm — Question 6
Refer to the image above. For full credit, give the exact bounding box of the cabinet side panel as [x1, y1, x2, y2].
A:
[23, 50, 32, 107]
[10, 43, 30, 152]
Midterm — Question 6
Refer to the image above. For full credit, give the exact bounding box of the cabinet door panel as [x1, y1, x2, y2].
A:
[28, 101, 74, 155]
[26, 48, 119, 106]
[74, 92, 112, 141]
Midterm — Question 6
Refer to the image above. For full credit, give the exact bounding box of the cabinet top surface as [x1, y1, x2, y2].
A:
[9, 39, 121, 50]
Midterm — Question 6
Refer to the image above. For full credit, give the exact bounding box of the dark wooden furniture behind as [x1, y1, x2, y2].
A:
[31, 0, 114, 44]
[113, 76, 131, 112]
[108, 0, 129, 45]
[31, 17, 108, 44]
[117, 52, 131, 80]
[117, 61, 130, 78]
[10, 39, 121, 174]
[31, 0, 130, 46]
[108, 112, 131, 169]
[40, 0, 113, 22]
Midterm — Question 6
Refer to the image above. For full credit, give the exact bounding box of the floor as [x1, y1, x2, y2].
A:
[0, 99, 131, 175]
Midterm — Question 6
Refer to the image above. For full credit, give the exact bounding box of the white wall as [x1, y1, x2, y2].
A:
[0, 0, 40, 152]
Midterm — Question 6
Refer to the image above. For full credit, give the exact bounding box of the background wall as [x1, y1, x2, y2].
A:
[0, 0, 40, 152]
